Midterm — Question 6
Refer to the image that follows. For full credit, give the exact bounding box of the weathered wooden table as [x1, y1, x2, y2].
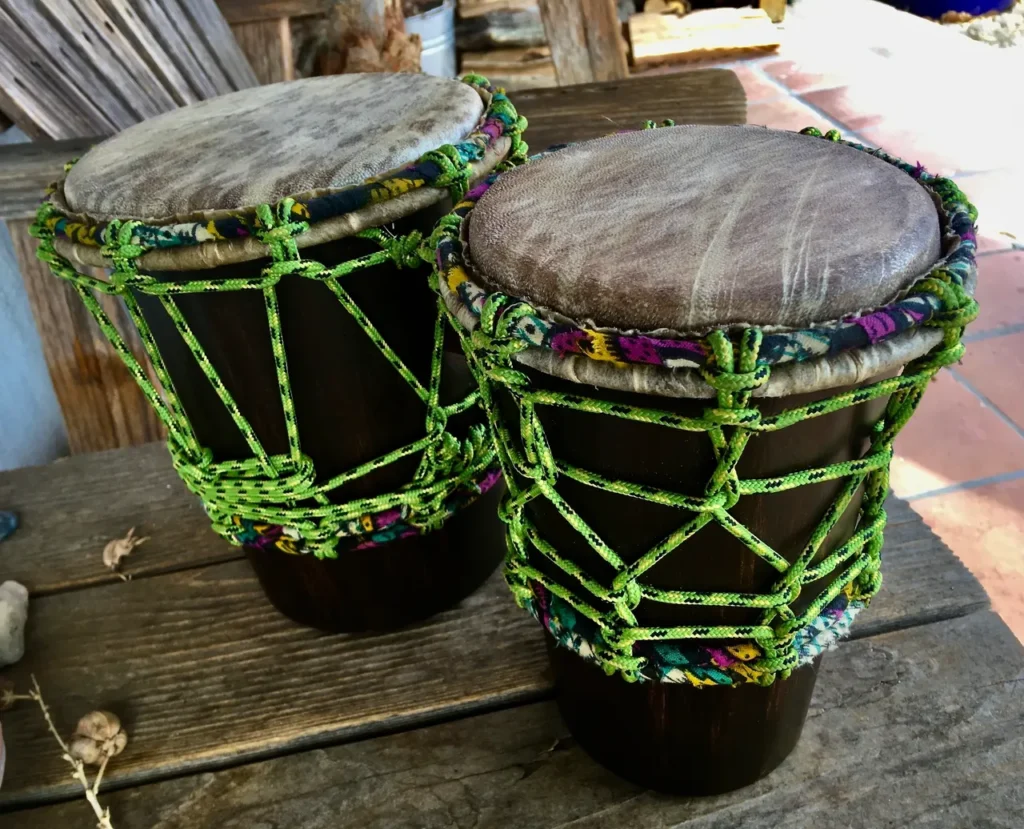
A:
[2, 74, 1023, 827]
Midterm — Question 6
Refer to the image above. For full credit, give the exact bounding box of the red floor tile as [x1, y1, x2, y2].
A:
[956, 171, 1024, 251]
[728, 63, 788, 103]
[911, 480, 1024, 642]
[970, 251, 1024, 335]
[745, 96, 838, 133]
[957, 332, 1024, 432]
[860, 115, 1018, 179]
[799, 86, 886, 132]
[760, 59, 849, 93]
[890, 370, 1024, 498]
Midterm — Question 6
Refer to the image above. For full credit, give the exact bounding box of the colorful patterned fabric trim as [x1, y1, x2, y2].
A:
[231, 465, 502, 555]
[523, 580, 864, 687]
[437, 131, 978, 371]
[41, 75, 524, 252]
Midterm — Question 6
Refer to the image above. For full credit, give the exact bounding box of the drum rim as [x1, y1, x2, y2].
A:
[36, 75, 524, 271]
[436, 129, 978, 393]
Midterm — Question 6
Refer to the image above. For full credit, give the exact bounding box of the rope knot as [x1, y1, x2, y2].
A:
[423, 144, 472, 203]
[388, 230, 424, 269]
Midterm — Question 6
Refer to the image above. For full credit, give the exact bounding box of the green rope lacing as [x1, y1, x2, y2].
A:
[31, 190, 499, 559]
[442, 174, 978, 687]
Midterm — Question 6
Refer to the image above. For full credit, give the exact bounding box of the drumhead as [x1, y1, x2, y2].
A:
[467, 124, 942, 333]
[64, 73, 485, 221]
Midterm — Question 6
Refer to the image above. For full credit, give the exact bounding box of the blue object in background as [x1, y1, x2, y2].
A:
[0, 511, 16, 542]
[896, 0, 1014, 17]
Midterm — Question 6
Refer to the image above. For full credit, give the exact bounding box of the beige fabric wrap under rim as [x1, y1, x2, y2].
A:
[51, 73, 510, 272]
[458, 124, 952, 398]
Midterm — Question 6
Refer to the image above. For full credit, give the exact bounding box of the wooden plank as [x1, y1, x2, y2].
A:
[159, 0, 237, 95]
[461, 46, 557, 91]
[8, 219, 166, 456]
[40, 0, 175, 119]
[215, 0, 333, 25]
[179, 0, 260, 89]
[536, 0, 592, 85]
[100, 0, 202, 106]
[0, 7, 107, 139]
[4, 0, 138, 131]
[0, 138, 98, 221]
[0, 443, 227, 596]
[231, 18, 294, 85]
[456, 7, 547, 51]
[0, 84, 47, 141]
[9, 611, 1022, 826]
[0, 448, 993, 808]
[581, 0, 628, 82]
[68, 0, 187, 110]
[760, 0, 786, 24]
[511, 70, 746, 151]
[0, 412, 985, 628]
[130, 0, 222, 99]
[537, 0, 627, 85]
[629, 9, 782, 68]
[0, 562, 548, 808]
[458, 0, 538, 19]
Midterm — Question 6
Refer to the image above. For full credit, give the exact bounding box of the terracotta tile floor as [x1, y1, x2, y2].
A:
[659, 4, 1024, 639]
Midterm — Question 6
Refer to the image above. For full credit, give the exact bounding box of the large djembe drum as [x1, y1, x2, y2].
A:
[437, 125, 977, 793]
[32, 74, 527, 632]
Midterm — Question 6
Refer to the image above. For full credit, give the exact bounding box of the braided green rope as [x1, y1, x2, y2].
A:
[30, 145, 523, 558]
[439, 133, 978, 686]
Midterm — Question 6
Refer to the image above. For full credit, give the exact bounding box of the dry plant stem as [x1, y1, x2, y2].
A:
[28, 675, 115, 829]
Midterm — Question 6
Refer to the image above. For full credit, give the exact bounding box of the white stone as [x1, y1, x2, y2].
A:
[0, 581, 29, 667]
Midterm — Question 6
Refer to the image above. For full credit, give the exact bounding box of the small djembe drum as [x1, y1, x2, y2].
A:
[437, 125, 977, 793]
[32, 73, 527, 632]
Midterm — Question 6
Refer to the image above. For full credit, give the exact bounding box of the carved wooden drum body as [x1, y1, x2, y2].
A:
[437, 125, 978, 793]
[34, 73, 528, 633]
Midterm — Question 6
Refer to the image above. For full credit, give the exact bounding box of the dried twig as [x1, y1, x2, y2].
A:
[24, 675, 121, 829]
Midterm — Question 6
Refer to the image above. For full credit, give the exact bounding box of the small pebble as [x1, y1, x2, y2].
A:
[0, 581, 29, 668]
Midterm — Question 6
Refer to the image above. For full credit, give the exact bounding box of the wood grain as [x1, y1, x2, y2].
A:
[511, 70, 746, 151]
[0, 138, 98, 221]
[8, 220, 165, 456]
[130, 0, 221, 99]
[629, 9, 781, 68]
[0, 562, 549, 808]
[180, 0, 260, 89]
[0, 6, 106, 140]
[215, 0, 333, 24]
[231, 18, 294, 85]
[581, 0, 628, 81]
[537, 0, 627, 85]
[41, 0, 177, 118]
[9, 611, 1022, 827]
[0, 429, 983, 617]
[536, 0, 591, 85]
[3, 0, 137, 130]
[0, 447, 992, 808]
[101, 0, 201, 106]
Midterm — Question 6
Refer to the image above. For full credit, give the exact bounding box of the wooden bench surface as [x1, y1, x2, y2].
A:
[1, 72, 1021, 827]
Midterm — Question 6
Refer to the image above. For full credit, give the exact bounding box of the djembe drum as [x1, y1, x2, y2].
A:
[32, 73, 527, 632]
[437, 125, 977, 793]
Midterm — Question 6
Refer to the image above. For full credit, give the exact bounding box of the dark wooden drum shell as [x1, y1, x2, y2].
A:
[499, 365, 891, 793]
[134, 202, 505, 632]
